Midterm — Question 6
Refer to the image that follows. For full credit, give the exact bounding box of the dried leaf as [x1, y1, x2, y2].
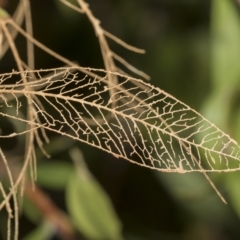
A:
[0, 67, 240, 173]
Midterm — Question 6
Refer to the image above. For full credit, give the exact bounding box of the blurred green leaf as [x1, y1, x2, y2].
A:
[224, 172, 240, 217]
[37, 161, 73, 189]
[233, 110, 240, 144]
[202, 0, 240, 130]
[211, 0, 240, 90]
[66, 148, 123, 240]
[209, 0, 240, 222]
[201, 90, 230, 131]
[22, 195, 42, 224]
[22, 221, 54, 240]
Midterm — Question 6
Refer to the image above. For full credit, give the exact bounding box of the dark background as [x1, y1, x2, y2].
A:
[1, 0, 240, 240]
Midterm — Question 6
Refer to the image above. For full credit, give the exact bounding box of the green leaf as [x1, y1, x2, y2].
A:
[202, 0, 240, 131]
[22, 221, 54, 240]
[66, 148, 123, 240]
[37, 161, 73, 189]
[224, 172, 240, 218]
[211, 0, 240, 89]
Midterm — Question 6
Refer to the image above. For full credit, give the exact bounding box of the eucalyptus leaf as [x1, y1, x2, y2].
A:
[66, 148, 123, 240]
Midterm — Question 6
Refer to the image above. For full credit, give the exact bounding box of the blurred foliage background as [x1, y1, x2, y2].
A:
[1, 0, 240, 239]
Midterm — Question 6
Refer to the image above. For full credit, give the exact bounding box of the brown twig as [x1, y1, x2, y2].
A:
[24, 182, 78, 240]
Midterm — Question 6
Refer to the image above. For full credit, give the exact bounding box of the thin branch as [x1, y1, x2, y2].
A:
[0, 1, 25, 59]
[1, 19, 36, 209]
[25, 183, 76, 239]
[0, 183, 13, 240]
[112, 52, 150, 80]
[6, 18, 103, 80]
[59, 0, 84, 13]
[22, 0, 34, 70]
[0, 148, 19, 240]
[104, 30, 145, 54]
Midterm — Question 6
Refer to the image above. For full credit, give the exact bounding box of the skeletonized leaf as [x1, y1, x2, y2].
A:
[0, 67, 240, 172]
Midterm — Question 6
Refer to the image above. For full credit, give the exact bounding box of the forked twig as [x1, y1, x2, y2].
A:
[0, 148, 19, 240]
